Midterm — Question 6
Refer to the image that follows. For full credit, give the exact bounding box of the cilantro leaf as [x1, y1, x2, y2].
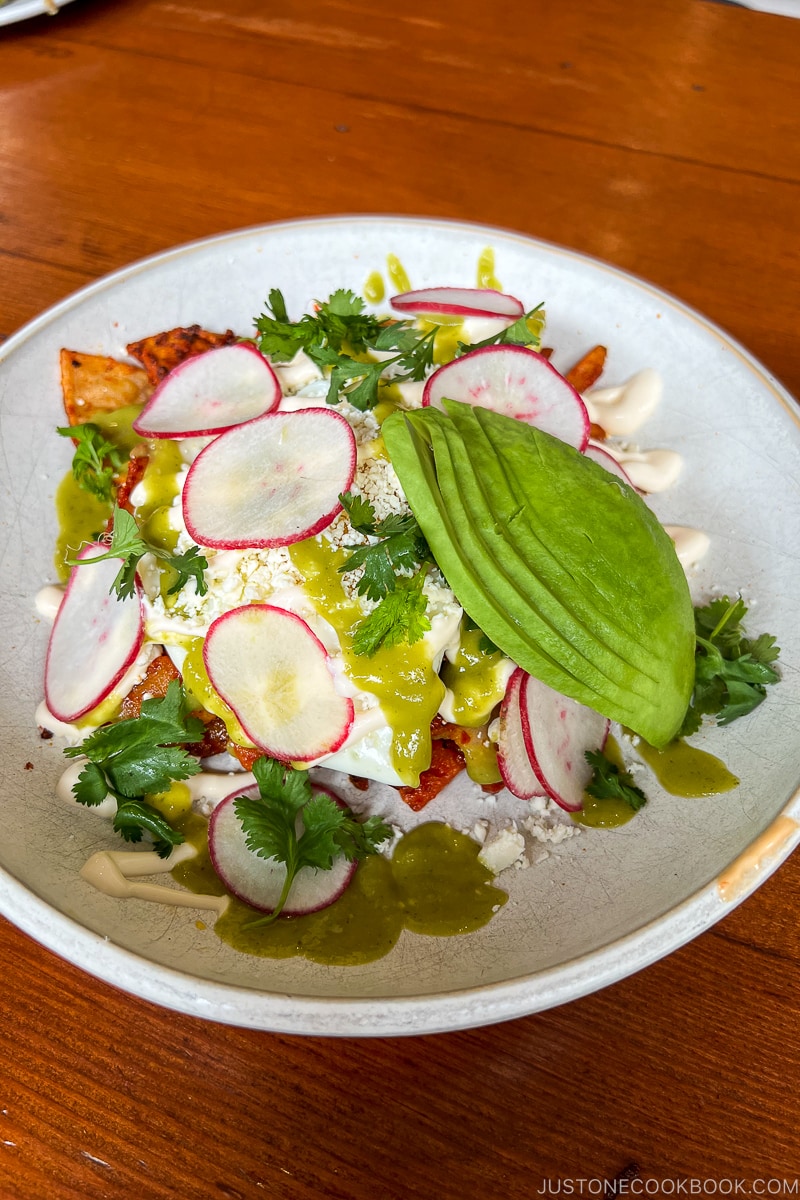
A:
[64, 681, 203, 857]
[234, 757, 392, 924]
[325, 355, 388, 411]
[161, 543, 210, 597]
[254, 290, 438, 409]
[338, 492, 431, 602]
[339, 490, 375, 532]
[681, 596, 781, 733]
[585, 749, 647, 812]
[68, 505, 208, 601]
[352, 572, 432, 655]
[742, 631, 781, 666]
[57, 423, 127, 504]
[255, 288, 386, 366]
[72, 760, 113, 808]
[235, 756, 312, 864]
[113, 799, 185, 857]
[373, 324, 438, 382]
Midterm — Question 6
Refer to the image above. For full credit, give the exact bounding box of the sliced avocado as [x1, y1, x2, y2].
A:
[438, 402, 672, 689]
[428, 412, 655, 717]
[381, 413, 561, 677]
[425, 414, 638, 709]
[382, 403, 694, 746]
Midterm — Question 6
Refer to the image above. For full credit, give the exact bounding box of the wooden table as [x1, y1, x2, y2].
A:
[1, 1, 799, 1195]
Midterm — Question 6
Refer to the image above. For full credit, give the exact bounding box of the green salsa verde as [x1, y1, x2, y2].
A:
[289, 536, 445, 787]
[183, 822, 507, 966]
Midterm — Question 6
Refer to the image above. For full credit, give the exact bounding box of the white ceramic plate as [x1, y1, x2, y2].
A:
[1, 215, 799, 1036]
[0, 0, 76, 26]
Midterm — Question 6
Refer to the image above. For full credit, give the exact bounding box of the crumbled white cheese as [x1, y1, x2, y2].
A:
[478, 827, 527, 874]
[350, 454, 408, 521]
[523, 797, 578, 846]
[143, 545, 305, 642]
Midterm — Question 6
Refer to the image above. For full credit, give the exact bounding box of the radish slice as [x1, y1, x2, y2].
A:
[208, 782, 356, 915]
[584, 442, 637, 489]
[496, 669, 548, 799]
[390, 286, 525, 320]
[44, 544, 145, 723]
[519, 672, 610, 812]
[203, 604, 354, 761]
[423, 345, 590, 451]
[133, 343, 281, 438]
[182, 408, 356, 549]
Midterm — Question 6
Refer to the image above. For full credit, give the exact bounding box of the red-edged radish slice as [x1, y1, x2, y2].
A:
[390, 286, 525, 321]
[496, 668, 547, 800]
[423, 345, 590, 451]
[44, 544, 145, 723]
[183, 408, 356, 549]
[519, 672, 610, 813]
[584, 441, 637, 488]
[208, 781, 357, 915]
[203, 604, 354, 761]
[133, 343, 281, 438]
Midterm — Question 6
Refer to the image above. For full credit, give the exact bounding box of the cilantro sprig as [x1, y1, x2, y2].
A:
[254, 287, 386, 362]
[352, 572, 431, 656]
[68, 505, 208, 601]
[234, 756, 392, 925]
[57, 422, 127, 504]
[64, 681, 204, 856]
[338, 491, 431, 601]
[680, 596, 781, 736]
[585, 749, 648, 812]
[337, 492, 433, 654]
[255, 289, 438, 411]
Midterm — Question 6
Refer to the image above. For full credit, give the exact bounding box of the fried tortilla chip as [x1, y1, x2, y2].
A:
[119, 654, 181, 720]
[114, 448, 149, 514]
[399, 738, 465, 812]
[564, 344, 607, 393]
[126, 325, 238, 386]
[60, 349, 152, 426]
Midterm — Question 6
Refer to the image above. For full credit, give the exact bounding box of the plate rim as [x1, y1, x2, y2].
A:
[2, 213, 799, 1036]
[0, 0, 76, 27]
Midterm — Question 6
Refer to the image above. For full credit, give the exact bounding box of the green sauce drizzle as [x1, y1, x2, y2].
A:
[289, 536, 444, 786]
[572, 734, 637, 828]
[54, 475, 111, 579]
[440, 622, 507, 727]
[477, 247, 502, 291]
[206, 823, 506, 965]
[363, 271, 385, 303]
[386, 254, 411, 295]
[634, 737, 739, 798]
[53, 403, 145, 577]
[134, 439, 183, 552]
[88, 404, 144, 456]
[574, 732, 739, 829]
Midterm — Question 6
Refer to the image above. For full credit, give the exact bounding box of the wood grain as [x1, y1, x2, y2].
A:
[0, 0, 799, 1196]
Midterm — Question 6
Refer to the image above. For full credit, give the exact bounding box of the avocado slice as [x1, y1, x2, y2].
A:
[427, 411, 654, 714]
[382, 402, 694, 746]
[380, 412, 565, 681]
[438, 401, 671, 685]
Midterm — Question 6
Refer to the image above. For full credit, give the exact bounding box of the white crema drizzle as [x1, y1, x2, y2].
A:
[584, 369, 707, 565]
[80, 846, 228, 913]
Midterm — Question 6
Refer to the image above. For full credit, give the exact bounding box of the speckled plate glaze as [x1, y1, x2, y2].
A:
[1, 215, 799, 1036]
